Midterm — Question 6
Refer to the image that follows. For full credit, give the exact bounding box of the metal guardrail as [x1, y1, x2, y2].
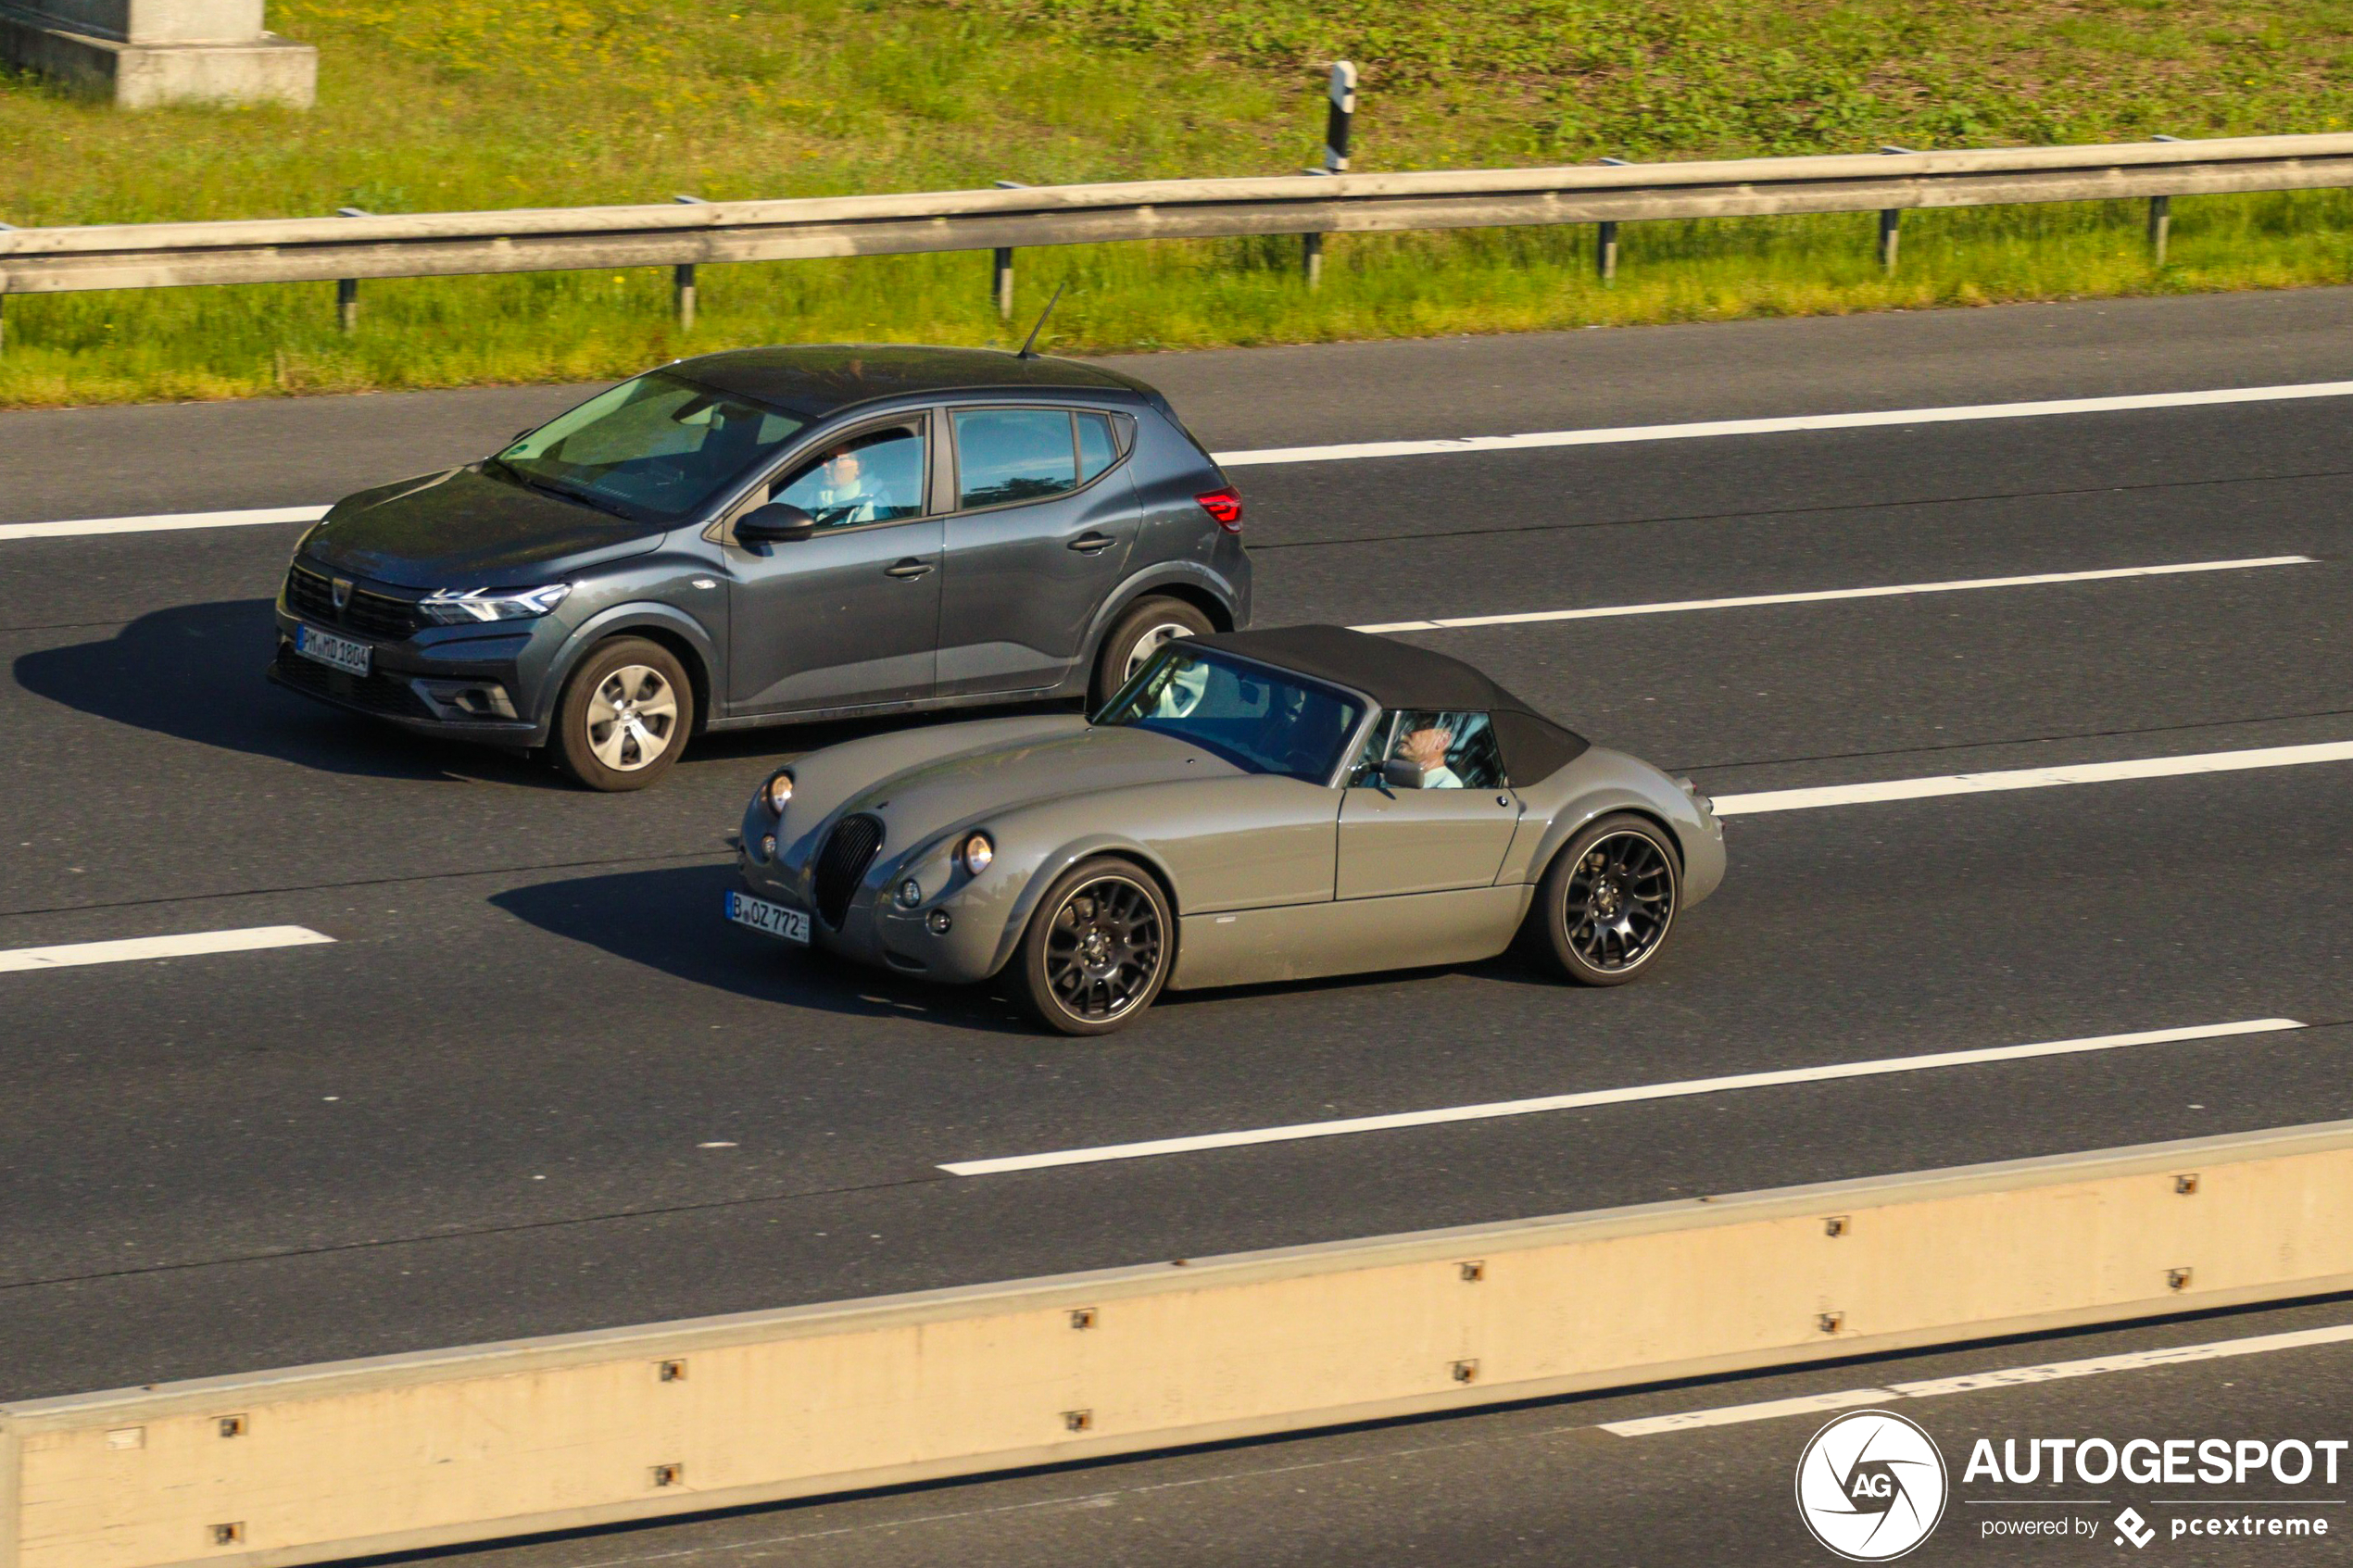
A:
[2, 133, 2350, 309]
[9, 1118, 2353, 1568]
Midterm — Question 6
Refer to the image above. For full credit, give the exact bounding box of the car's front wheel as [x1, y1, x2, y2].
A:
[1527, 813, 1680, 985]
[1090, 596, 1214, 708]
[1016, 857, 1174, 1035]
[550, 636, 691, 792]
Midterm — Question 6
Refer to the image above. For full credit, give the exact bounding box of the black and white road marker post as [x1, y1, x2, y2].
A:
[1302, 60, 1355, 289]
[2148, 135, 2181, 265]
[1876, 146, 1912, 271]
[992, 181, 1026, 320]
[334, 207, 370, 332]
[672, 194, 707, 331]
[1596, 158, 1628, 282]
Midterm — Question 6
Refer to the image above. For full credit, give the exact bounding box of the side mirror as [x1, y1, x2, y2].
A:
[1380, 758, 1429, 790]
[736, 502, 817, 544]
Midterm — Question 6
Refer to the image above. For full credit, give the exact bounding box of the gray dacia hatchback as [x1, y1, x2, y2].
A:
[271, 345, 1252, 790]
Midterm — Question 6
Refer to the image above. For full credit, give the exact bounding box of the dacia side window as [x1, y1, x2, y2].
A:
[954, 408, 1081, 508]
[1076, 411, 1119, 482]
[771, 424, 926, 528]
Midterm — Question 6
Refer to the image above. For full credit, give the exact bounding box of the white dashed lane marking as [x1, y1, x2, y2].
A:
[1603, 1322, 2353, 1436]
[1351, 557, 2316, 633]
[1713, 742, 2353, 817]
[0, 925, 336, 973]
[938, 1020, 2301, 1176]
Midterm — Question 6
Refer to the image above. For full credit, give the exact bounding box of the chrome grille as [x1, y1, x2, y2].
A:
[813, 814, 885, 929]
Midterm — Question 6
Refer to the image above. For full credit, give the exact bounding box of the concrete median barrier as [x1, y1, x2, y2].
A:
[8, 1119, 2353, 1568]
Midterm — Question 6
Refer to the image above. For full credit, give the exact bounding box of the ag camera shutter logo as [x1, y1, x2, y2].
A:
[1795, 1410, 1950, 1561]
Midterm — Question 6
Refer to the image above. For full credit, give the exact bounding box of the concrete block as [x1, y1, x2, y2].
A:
[0, 1, 313, 107]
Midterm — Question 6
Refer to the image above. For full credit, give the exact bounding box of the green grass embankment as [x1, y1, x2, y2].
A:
[0, 0, 2347, 407]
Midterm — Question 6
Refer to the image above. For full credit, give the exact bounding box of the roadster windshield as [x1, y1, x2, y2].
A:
[1097, 646, 1365, 783]
[491, 371, 808, 523]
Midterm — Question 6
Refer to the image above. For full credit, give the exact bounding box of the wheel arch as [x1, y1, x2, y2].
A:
[537, 605, 720, 734]
[984, 833, 1184, 980]
[1525, 799, 1688, 890]
[1081, 564, 1243, 661]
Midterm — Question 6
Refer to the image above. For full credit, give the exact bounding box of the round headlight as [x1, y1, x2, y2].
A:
[761, 771, 794, 814]
[897, 879, 924, 909]
[959, 832, 994, 875]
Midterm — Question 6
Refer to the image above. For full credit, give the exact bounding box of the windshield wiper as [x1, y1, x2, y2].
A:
[487, 460, 637, 521]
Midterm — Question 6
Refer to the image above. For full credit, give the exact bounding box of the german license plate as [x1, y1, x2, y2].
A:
[727, 889, 811, 945]
[294, 622, 371, 676]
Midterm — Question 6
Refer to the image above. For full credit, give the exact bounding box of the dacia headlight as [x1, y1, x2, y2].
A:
[418, 583, 573, 625]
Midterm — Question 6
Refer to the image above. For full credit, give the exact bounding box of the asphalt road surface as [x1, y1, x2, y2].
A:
[5, 287, 2353, 1565]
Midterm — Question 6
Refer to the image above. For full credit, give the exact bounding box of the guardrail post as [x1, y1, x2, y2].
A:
[2148, 136, 2182, 265]
[1877, 147, 1911, 271]
[991, 182, 1026, 320]
[0, 222, 12, 356]
[1302, 61, 1355, 288]
[333, 207, 370, 332]
[1596, 158, 1628, 283]
[672, 194, 707, 332]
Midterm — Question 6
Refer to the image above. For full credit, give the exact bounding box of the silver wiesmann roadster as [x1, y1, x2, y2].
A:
[728, 625, 1725, 1034]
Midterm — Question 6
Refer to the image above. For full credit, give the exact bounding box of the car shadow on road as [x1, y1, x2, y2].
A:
[492, 862, 1039, 1035]
[14, 597, 553, 784]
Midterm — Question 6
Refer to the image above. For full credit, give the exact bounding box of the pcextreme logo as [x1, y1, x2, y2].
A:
[1795, 1410, 1951, 1561]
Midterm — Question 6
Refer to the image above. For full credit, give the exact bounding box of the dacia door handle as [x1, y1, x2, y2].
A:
[884, 558, 935, 580]
[1067, 533, 1114, 554]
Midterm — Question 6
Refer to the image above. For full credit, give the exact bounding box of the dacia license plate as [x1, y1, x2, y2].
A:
[727, 889, 811, 945]
[294, 622, 372, 676]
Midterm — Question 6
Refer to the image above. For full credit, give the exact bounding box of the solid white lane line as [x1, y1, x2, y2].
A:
[1214, 379, 2353, 468]
[19, 378, 2353, 543]
[1715, 741, 2353, 817]
[1351, 557, 2316, 633]
[938, 1019, 2300, 1176]
[0, 505, 330, 543]
[1360, 556, 2321, 632]
[0, 925, 335, 973]
[1604, 1322, 2353, 1436]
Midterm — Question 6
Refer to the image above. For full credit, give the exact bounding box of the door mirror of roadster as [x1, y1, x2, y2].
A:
[736, 502, 819, 544]
[1380, 758, 1429, 790]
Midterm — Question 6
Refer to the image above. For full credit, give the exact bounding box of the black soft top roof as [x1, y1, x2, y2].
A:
[679, 345, 1148, 417]
[1194, 624, 1590, 785]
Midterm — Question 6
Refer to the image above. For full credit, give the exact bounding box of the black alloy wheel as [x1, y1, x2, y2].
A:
[1529, 813, 1680, 985]
[1018, 858, 1173, 1035]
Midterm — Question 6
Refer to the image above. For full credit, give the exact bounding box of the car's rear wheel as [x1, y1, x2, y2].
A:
[1090, 596, 1214, 708]
[1017, 857, 1174, 1035]
[1527, 813, 1680, 985]
[550, 637, 690, 792]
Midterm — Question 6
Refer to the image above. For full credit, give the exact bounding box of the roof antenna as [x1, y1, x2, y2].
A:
[1014, 281, 1066, 359]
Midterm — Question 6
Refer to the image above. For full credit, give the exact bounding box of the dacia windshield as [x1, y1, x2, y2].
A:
[490, 371, 809, 523]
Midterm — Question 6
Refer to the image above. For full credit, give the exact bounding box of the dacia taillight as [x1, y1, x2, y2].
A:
[1195, 486, 1244, 533]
